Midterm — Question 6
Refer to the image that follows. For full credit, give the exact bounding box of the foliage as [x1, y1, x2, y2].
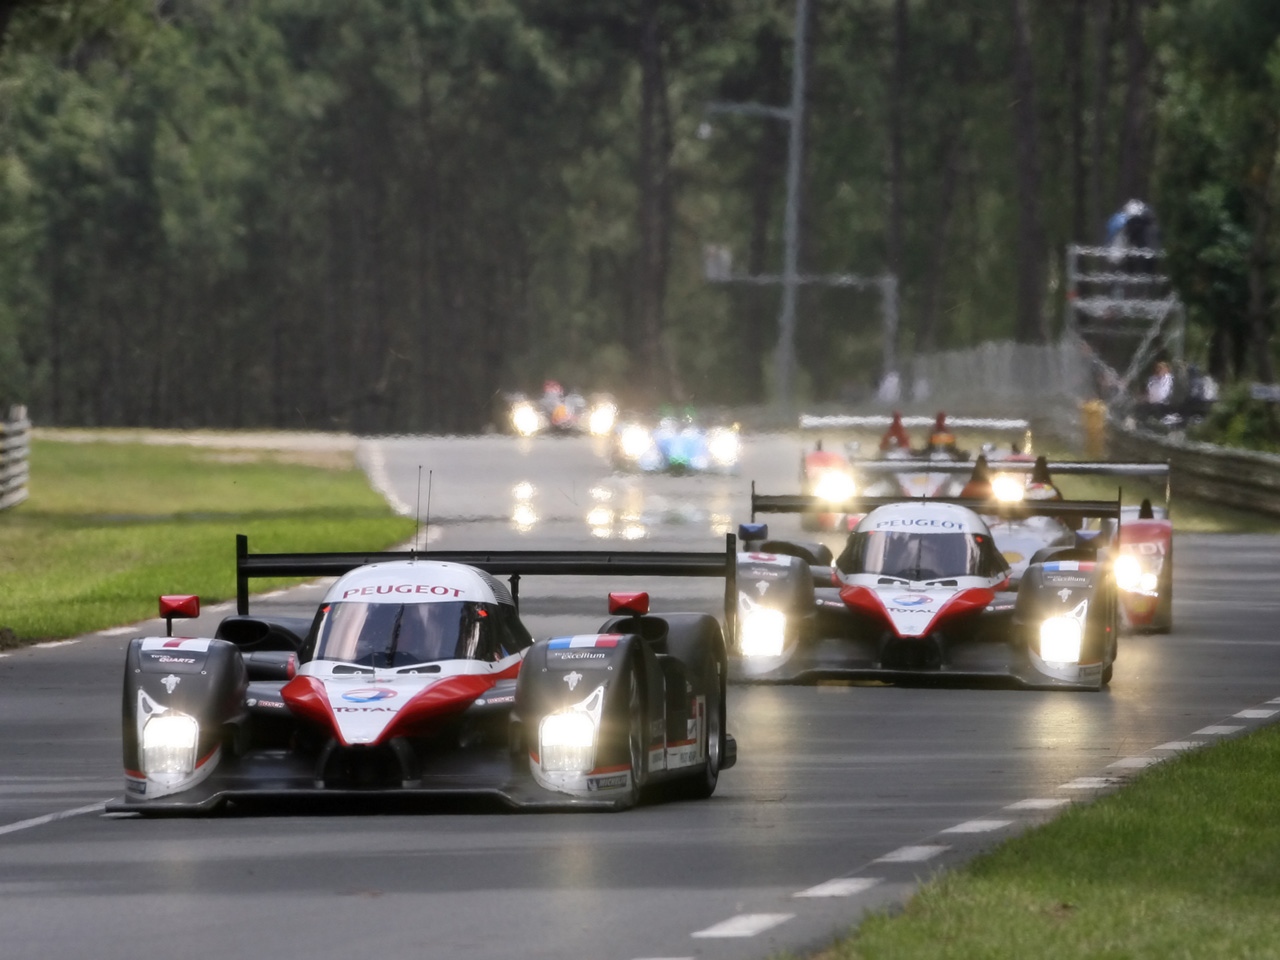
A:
[1189, 380, 1280, 452]
[0, 2, 1276, 427]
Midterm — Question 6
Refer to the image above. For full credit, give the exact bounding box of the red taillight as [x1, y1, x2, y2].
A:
[608, 591, 650, 615]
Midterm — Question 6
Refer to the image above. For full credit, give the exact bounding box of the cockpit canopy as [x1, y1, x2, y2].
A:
[309, 600, 530, 667]
[836, 529, 1009, 582]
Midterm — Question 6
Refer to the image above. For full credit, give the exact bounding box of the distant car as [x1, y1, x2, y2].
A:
[612, 414, 741, 475]
[733, 485, 1123, 690]
[505, 383, 617, 437]
[795, 413, 1032, 530]
[106, 536, 737, 814]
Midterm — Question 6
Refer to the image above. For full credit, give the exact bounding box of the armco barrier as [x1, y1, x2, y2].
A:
[0, 405, 30, 510]
[1108, 422, 1280, 517]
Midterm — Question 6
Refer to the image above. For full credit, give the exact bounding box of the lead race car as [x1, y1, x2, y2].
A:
[731, 485, 1123, 690]
[107, 535, 737, 814]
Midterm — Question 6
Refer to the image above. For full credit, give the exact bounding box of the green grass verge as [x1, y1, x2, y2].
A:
[802, 724, 1280, 960]
[0, 437, 415, 644]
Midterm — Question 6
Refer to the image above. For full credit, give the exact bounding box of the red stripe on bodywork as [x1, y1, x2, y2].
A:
[281, 675, 345, 743]
[839, 584, 995, 638]
[377, 675, 496, 743]
[920, 588, 996, 636]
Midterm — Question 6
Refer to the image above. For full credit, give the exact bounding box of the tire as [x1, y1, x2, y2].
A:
[621, 661, 647, 808]
[1153, 548, 1174, 634]
[681, 649, 723, 799]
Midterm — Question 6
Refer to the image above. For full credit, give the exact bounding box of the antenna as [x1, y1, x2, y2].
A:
[422, 470, 433, 553]
[413, 467, 423, 556]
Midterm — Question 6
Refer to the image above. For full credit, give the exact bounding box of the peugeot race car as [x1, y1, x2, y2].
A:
[733, 489, 1121, 690]
[796, 414, 1032, 530]
[107, 536, 738, 814]
[505, 384, 618, 437]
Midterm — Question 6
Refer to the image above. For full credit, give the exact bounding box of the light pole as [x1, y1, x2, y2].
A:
[704, 0, 900, 416]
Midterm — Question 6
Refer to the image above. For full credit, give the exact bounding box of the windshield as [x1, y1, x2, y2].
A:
[312, 600, 520, 667]
[837, 531, 1008, 581]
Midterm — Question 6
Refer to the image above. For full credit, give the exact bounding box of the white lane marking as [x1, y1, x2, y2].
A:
[1195, 725, 1244, 735]
[1108, 756, 1161, 769]
[941, 819, 1013, 834]
[1061, 777, 1118, 790]
[1234, 709, 1278, 719]
[0, 802, 106, 837]
[260, 589, 288, 599]
[691, 914, 794, 938]
[359, 441, 414, 516]
[99, 626, 136, 636]
[1005, 798, 1069, 811]
[1267, 697, 1280, 704]
[31, 640, 79, 650]
[794, 877, 881, 898]
[874, 845, 948, 863]
[1153, 741, 1201, 751]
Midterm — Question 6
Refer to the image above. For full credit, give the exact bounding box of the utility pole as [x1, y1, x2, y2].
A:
[704, 0, 898, 415]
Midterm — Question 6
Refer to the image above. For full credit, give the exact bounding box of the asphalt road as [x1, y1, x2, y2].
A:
[3, 432, 1280, 960]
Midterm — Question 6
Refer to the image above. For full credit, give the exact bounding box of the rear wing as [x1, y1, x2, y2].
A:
[799, 414, 1030, 431]
[844, 459, 1170, 508]
[749, 483, 1122, 524]
[234, 533, 738, 639]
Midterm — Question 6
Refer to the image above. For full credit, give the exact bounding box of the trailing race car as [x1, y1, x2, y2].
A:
[107, 535, 737, 814]
[795, 412, 1032, 530]
[612, 412, 740, 475]
[732, 487, 1122, 690]
[505, 383, 618, 437]
[832, 454, 1174, 632]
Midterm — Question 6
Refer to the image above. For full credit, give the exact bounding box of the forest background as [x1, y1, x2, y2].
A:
[0, 0, 1276, 434]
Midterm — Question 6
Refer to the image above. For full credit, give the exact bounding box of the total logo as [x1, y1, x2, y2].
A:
[892, 595, 933, 607]
[342, 687, 398, 703]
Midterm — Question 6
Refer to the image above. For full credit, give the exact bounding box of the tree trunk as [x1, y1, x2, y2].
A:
[1115, 0, 1151, 204]
[1010, 0, 1048, 342]
[886, 0, 908, 355]
[1067, 0, 1088, 242]
[1088, 0, 1116, 240]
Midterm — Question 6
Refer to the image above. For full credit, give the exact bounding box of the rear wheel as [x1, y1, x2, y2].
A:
[680, 651, 723, 800]
[622, 663, 647, 808]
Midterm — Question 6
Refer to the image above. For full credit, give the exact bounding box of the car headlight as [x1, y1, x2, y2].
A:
[813, 469, 856, 504]
[1040, 615, 1083, 663]
[511, 402, 542, 437]
[740, 606, 787, 658]
[588, 402, 617, 436]
[539, 712, 596, 772]
[619, 424, 654, 460]
[142, 713, 199, 777]
[708, 427, 740, 466]
[991, 474, 1025, 502]
[1114, 553, 1158, 593]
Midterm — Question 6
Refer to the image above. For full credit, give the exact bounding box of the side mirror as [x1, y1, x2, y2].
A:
[159, 594, 200, 637]
[608, 592, 650, 616]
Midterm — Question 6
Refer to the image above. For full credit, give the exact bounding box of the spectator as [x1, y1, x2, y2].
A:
[1146, 361, 1173, 406]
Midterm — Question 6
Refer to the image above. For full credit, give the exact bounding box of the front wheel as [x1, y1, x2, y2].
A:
[673, 650, 723, 800]
[621, 663, 647, 808]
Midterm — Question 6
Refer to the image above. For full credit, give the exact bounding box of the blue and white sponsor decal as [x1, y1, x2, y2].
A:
[893, 595, 933, 607]
[342, 687, 398, 703]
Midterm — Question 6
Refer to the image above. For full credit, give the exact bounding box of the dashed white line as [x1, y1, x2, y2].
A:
[1005, 798, 1069, 811]
[0, 802, 106, 837]
[1153, 741, 1201, 751]
[691, 913, 794, 938]
[1108, 756, 1161, 769]
[941, 819, 1013, 834]
[31, 640, 79, 650]
[793, 877, 881, 898]
[99, 626, 136, 637]
[1195, 725, 1244, 735]
[1061, 776, 1118, 790]
[874, 845, 948, 863]
[1234, 709, 1278, 719]
[1266, 697, 1280, 705]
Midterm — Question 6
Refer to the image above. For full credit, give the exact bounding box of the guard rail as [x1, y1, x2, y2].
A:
[0, 405, 30, 510]
[1108, 421, 1280, 517]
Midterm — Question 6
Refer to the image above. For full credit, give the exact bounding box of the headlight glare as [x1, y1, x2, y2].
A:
[708, 428, 741, 466]
[740, 606, 787, 658]
[588, 402, 617, 436]
[511, 402, 541, 437]
[991, 474, 1025, 502]
[1040, 616, 1083, 663]
[1113, 554, 1143, 592]
[142, 713, 199, 776]
[813, 469, 856, 504]
[539, 711, 597, 772]
[619, 425, 654, 459]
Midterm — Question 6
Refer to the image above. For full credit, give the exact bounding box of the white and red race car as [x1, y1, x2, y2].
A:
[732, 484, 1125, 690]
[107, 536, 737, 814]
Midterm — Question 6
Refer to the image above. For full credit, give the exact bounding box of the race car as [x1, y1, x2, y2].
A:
[732, 487, 1122, 690]
[838, 454, 1174, 632]
[795, 412, 1032, 530]
[505, 383, 618, 437]
[106, 535, 738, 814]
[612, 412, 740, 475]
